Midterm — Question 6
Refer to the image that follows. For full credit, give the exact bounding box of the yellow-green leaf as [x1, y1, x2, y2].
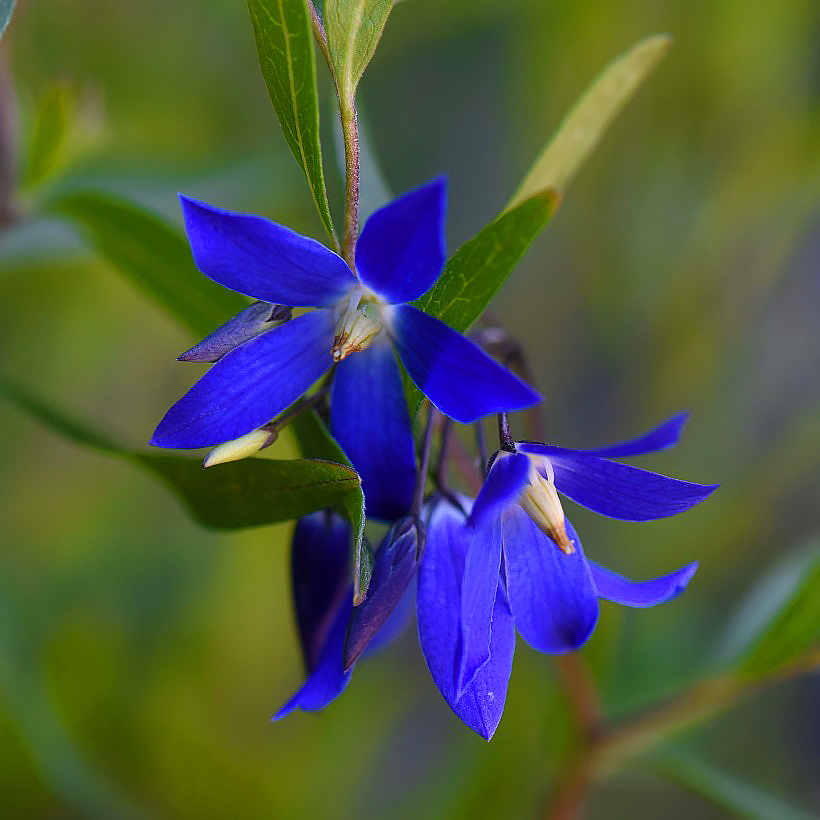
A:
[507, 34, 671, 210]
[325, 0, 393, 102]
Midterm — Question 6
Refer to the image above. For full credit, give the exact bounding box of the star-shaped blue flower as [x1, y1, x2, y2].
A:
[416, 413, 717, 738]
[150, 178, 540, 517]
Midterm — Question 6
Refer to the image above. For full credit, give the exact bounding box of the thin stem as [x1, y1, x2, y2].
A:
[475, 421, 488, 475]
[339, 97, 360, 268]
[498, 412, 516, 452]
[553, 653, 603, 740]
[412, 404, 435, 517]
[0, 50, 18, 231]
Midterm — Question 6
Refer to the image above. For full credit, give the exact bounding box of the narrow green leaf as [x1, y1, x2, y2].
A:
[0, 375, 360, 531]
[48, 192, 247, 337]
[290, 410, 369, 601]
[325, 0, 393, 101]
[736, 544, 820, 679]
[0, 0, 15, 40]
[248, 0, 337, 245]
[416, 191, 559, 333]
[507, 34, 671, 210]
[21, 84, 73, 191]
[652, 750, 815, 820]
[713, 543, 820, 666]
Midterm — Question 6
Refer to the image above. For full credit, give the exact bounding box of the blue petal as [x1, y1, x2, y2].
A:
[330, 336, 416, 520]
[344, 519, 420, 670]
[362, 579, 415, 658]
[355, 177, 447, 303]
[467, 452, 530, 528]
[273, 592, 353, 719]
[502, 508, 598, 653]
[457, 513, 502, 697]
[417, 501, 515, 740]
[290, 512, 350, 672]
[545, 450, 718, 521]
[181, 196, 354, 307]
[178, 302, 289, 363]
[151, 310, 334, 448]
[519, 413, 690, 459]
[590, 561, 698, 607]
[391, 305, 541, 423]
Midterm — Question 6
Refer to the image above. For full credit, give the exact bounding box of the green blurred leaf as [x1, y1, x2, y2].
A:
[507, 34, 671, 210]
[652, 750, 815, 820]
[248, 0, 337, 245]
[734, 543, 820, 679]
[0, 374, 360, 530]
[48, 192, 247, 337]
[0, 0, 14, 40]
[21, 84, 73, 190]
[714, 543, 820, 666]
[325, 0, 393, 102]
[416, 191, 558, 333]
[290, 409, 369, 601]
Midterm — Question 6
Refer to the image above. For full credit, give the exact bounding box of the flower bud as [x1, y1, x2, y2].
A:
[202, 427, 277, 468]
[519, 456, 574, 554]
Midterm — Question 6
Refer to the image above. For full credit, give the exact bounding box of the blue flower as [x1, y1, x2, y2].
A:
[416, 414, 717, 739]
[274, 512, 414, 718]
[150, 178, 540, 517]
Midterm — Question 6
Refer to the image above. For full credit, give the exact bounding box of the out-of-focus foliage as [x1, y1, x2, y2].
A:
[0, 0, 818, 817]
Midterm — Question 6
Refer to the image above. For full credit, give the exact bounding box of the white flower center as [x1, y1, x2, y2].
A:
[331, 288, 385, 362]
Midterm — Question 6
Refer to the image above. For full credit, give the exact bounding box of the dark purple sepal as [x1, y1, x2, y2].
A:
[178, 302, 292, 363]
[343, 517, 421, 671]
[291, 512, 351, 673]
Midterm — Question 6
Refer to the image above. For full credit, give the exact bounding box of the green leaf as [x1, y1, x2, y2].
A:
[733, 543, 820, 679]
[325, 0, 393, 102]
[0, 374, 360, 531]
[135, 454, 360, 530]
[248, 0, 337, 245]
[0, 0, 15, 40]
[416, 191, 558, 334]
[507, 34, 671, 210]
[48, 192, 247, 338]
[652, 750, 815, 820]
[290, 410, 369, 601]
[22, 84, 74, 191]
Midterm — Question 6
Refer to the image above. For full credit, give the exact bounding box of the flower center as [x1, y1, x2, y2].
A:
[518, 455, 574, 554]
[331, 289, 384, 362]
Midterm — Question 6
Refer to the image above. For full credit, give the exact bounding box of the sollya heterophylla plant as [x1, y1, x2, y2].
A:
[2, 1, 819, 816]
[148, 0, 718, 745]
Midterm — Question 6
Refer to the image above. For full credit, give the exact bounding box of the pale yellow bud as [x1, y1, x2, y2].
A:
[203, 428, 277, 469]
[518, 457, 574, 554]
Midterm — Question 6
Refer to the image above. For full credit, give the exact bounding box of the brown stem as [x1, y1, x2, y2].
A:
[339, 97, 359, 268]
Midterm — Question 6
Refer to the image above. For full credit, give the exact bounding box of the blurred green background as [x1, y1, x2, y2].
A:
[1, 0, 819, 817]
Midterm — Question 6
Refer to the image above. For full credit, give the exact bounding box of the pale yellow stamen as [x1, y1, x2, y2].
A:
[518, 456, 574, 554]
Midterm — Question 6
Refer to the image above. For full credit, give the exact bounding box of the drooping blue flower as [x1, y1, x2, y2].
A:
[274, 512, 414, 718]
[150, 178, 540, 518]
[416, 414, 716, 737]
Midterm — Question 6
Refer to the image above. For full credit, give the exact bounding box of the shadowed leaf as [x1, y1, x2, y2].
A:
[49, 192, 247, 337]
[0, 375, 360, 530]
